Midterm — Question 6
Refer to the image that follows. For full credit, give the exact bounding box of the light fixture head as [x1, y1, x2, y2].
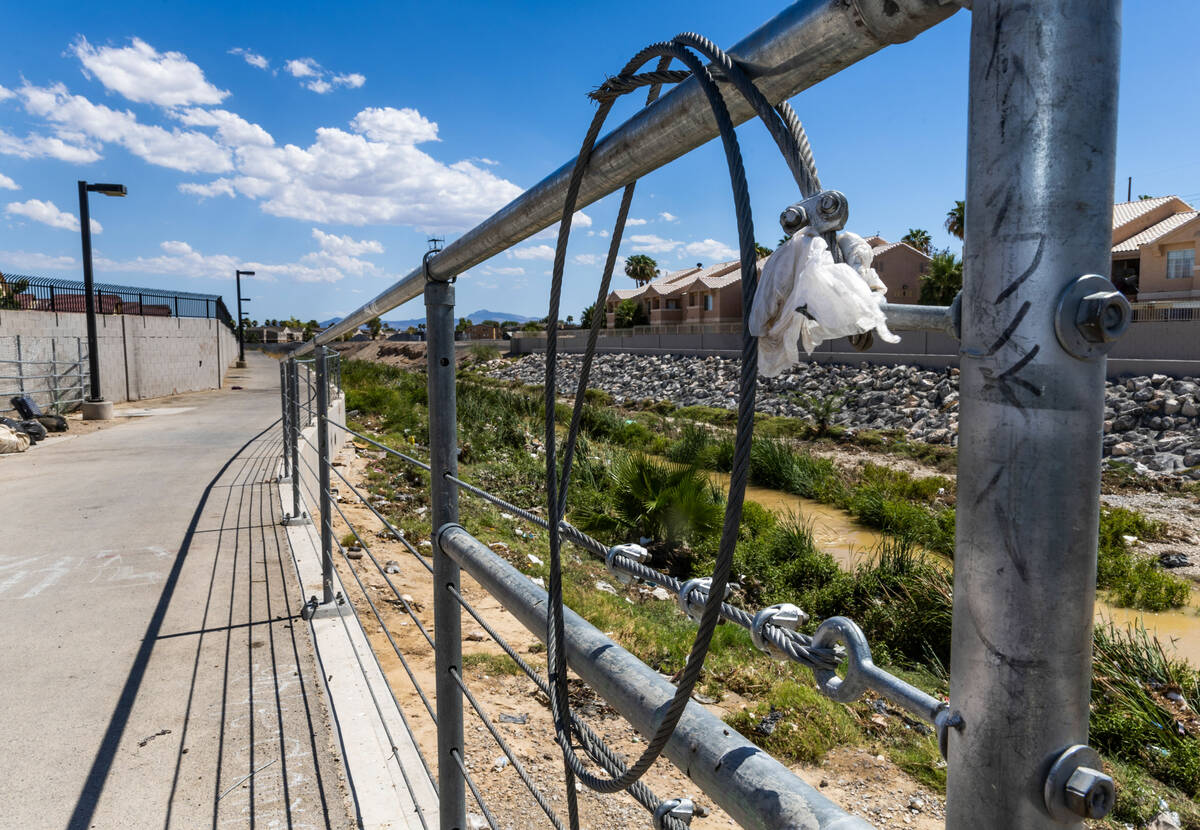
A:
[87, 183, 127, 197]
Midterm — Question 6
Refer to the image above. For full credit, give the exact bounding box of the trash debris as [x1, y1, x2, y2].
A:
[527, 553, 543, 566]
[384, 560, 401, 574]
[498, 713, 527, 724]
[595, 580, 618, 596]
[1159, 551, 1191, 569]
[530, 576, 545, 589]
[465, 629, 486, 642]
[492, 756, 509, 772]
[0, 423, 30, 454]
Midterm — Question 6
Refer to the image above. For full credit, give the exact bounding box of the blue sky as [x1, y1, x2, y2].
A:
[1, 1, 1196, 324]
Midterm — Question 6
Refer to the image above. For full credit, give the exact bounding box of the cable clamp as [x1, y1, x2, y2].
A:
[654, 797, 694, 829]
[606, 543, 648, 585]
[750, 603, 809, 660]
[676, 577, 734, 624]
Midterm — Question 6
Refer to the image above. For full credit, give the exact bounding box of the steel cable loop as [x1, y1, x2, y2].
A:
[448, 667, 569, 830]
[670, 32, 818, 198]
[544, 38, 773, 798]
[444, 585, 689, 830]
[590, 69, 692, 99]
[451, 748, 499, 830]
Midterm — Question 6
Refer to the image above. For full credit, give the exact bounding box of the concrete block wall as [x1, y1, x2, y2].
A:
[0, 308, 237, 411]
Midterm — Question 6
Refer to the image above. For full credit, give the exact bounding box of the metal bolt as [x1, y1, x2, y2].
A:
[1075, 289, 1130, 344]
[1063, 766, 1114, 819]
[779, 204, 807, 233]
[819, 193, 839, 214]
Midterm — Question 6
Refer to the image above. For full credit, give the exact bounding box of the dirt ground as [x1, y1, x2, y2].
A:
[325, 442, 948, 829]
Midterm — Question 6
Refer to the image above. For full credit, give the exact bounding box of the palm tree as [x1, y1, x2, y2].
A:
[944, 201, 965, 241]
[624, 254, 657, 287]
[755, 242, 773, 258]
[919, 250, 962, 305]
[902, 228, 933, 255]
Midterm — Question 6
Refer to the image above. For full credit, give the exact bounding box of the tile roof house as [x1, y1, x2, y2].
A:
[1110, 196, 1199, 300]
[866, 240, 932, 304]
[605, 260, 753, 327]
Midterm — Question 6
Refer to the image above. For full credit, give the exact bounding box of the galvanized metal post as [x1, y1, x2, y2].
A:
[285, 360, 306, 525]
[15, 335, 23, 394]
[426, 276, 465, 830]
[314, 347, 335, 605]
[279, 360, 290, 481]
[947, 2, 1122, 828]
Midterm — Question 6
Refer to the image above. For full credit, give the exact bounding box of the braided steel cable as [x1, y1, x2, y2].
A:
[544, 36, 783, 799]
[451, 748, 499, 830]
[449, 668, 569, 830]
[326, 418, 432, 472]
[445, 585, 690, 830]
[445, 471, 837, 670]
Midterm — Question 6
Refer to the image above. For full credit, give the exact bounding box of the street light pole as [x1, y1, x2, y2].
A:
[77, 180, 126, 420]
[235, 269, 254, 368]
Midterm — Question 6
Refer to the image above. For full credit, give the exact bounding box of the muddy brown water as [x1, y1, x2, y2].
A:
[713, 476, 1200, 667]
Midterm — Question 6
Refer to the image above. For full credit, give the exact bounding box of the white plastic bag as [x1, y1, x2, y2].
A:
[0, 423, 30, 454]
[749, 229, 899, 377]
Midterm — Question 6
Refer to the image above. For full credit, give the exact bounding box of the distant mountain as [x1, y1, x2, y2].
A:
[320, 309, 536, 331]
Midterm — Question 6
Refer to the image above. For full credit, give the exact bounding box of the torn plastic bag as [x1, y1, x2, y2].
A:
[749, 229, 899, 377]
[0, 423, 30, 454]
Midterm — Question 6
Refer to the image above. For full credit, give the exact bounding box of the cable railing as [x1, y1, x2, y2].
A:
[271, 2, 1130, 828]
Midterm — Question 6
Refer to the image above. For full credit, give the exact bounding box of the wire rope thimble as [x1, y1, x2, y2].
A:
[676, 577, 716, 624]
[653, 797, 694, 829]
[810, 616, 874, 704]
[750, 603, 809, 660]
[605, 543, 648, 585]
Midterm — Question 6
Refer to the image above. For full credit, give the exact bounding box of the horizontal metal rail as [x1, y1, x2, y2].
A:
[880, 301, 959, 337]
[437, 522, 875, 830]
[293, 0, 960, 354]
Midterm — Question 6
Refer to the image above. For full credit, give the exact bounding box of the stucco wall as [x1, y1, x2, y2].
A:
[1138, 232, 1199, 299]
[0, 308, 237, 411]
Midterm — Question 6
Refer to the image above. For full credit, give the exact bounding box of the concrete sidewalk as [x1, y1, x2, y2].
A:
[0, 353, 356, 829]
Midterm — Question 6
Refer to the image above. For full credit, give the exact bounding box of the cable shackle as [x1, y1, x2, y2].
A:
[606, 543, 649, 585]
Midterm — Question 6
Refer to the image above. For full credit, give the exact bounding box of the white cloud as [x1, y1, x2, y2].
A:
[659, 211, 678, 222]
[95, 234, 400, 284]
[285, 58, 321, 78]
[311, 227, 383, 256]
[71, 37, 228, 107]
[0, 128, 101, 163]
[473, 157, 499, 166]
[0, 249, 77, 271]
[685, 238, 738, 261]
[285, 58, 365, 94]
[175, 108, 274, 148]
[351, 107, 437, 144]
[484, 265, 525, 276]
[628, 234, 681, 254]
[6, 198, 101, 233]
[0, 173, 19, 190]
[229, 47, 269, 70]
[16, 82, 232, 173]
[0, 85, 13, 102]
[625, 218, 647, 226]
[573, 253, 600, 266]
[509, 244, 556, 261]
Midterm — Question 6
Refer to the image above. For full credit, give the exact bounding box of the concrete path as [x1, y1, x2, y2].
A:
[0, 353, 356, 829]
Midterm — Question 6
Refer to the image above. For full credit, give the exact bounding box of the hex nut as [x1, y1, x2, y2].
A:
[1075, 290, 1130, 344]
[1063, 766, 1114, 819]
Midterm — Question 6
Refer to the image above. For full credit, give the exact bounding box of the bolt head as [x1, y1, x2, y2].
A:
[819, 193, 839, 213]
[780, 204, 807, 233]
[1064, 766, 1114, 819]
[1075, 290, 1130, 344]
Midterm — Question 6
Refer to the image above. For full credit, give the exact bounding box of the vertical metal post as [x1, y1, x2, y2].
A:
[314, 347, 335, 605]
[235, 270, 245, 364]
[426, 276, 465, 830]
[50, 339, 57, 411]
[947, 2, 1121, 828]
[279, 360, 290, 480]
[78, 181, 102, 402]
[15, 335, 23, 394]
[288, 360, 305, 523]
[49, 285, 55, 312]
[77, 338, 84, 406]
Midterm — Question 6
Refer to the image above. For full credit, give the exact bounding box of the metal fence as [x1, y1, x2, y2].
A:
[1130, 300, 1200, 322]
[0, 273, 235, 329]
[278, 2, 1126, 828]
[0, 335, 87, 416]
